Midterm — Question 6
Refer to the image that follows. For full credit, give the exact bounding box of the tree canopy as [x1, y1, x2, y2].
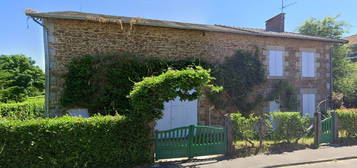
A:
[297, 16, 349, 39]
[0, 55, 45, 103]
[297, 16, 356, 108]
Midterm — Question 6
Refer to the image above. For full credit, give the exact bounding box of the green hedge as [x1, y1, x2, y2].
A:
[336, 108, 357, 137]
[271, 112, 310, 143]
[0, 96, 44, 120]
[230, 113, 259, 142]
[0, 115, 152, 168]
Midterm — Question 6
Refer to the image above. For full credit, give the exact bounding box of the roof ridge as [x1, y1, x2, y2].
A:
[25, 10, 347, 44]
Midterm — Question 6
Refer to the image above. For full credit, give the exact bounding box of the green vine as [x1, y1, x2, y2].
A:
[61, 53, 209, 115]
[128, 66, 222, 121]
[265, 80, 298, 111]
[207, 49, 266, 115]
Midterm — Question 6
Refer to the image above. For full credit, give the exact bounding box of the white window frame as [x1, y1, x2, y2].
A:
[268, 50, 284, 77]
[301, 51, 315, 77]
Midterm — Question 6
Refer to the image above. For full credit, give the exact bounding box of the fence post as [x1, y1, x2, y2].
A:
[188, 125, 194, 159]
[314, 112, 321, 147]
[332, 111, 339, 143]
[224, 114, 233, 156]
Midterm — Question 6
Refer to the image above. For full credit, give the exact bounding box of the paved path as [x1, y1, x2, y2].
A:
[150, 145, 357, 168]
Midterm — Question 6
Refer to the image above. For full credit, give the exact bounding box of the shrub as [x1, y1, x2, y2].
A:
[336, 108, 357, 137]
[0, 96, 44, 120]
[0, 115, 152, 168]
[230, 113, 259, 143]
[271, 112, 310, 143]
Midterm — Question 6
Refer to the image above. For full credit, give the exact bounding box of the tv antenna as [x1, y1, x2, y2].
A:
[79, 0, 83, 12]
[281, 0, 297, 13]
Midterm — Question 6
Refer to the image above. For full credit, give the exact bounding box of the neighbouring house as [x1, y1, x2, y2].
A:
[26, 10, 347, 130]
[345, 34, 357, 62]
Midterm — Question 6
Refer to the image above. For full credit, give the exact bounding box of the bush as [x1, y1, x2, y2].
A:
[230, 113, 259, 142]
[0, 115, 152, 168]
[336, 108, 357, 137]
[271, 112, 310, 143]
[0, 96, 44, 120]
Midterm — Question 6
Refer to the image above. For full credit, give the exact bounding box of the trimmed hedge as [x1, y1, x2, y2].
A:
[0, 96, 44, 120]
[230, 113, 259, 142]
[0, 115, 152, 168]
[271, 112, 310, 143]
[336, 108, 357, 137]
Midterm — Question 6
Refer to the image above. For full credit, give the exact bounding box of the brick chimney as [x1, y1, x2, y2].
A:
[266, 13, 285, 32]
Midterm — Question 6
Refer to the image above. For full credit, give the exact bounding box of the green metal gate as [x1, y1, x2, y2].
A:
[155, 125, 226, 160]
[320, 116, 333, 143]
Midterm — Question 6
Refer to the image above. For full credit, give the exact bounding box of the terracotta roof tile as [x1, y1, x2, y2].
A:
[345, 35, 357, 44]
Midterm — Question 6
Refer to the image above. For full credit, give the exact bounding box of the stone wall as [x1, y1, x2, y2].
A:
[43, 18, 333, 125]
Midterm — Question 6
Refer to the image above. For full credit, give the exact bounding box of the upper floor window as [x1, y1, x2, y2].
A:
[301, 51, 315, 77]
[268, 50, 284, 76]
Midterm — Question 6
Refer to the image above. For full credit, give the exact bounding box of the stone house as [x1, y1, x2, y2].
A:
[26, 10, 347, 129]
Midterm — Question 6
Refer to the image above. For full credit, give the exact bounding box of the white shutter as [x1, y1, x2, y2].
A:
[303, 94, 315, 118]
[302, 52, 315, 77]
[269, 50, 283, 76]
[269, 101, 280, 112]
[269, 50, 276, 76]
[276, 51, 283, 76]
[309, 52, 315, 77]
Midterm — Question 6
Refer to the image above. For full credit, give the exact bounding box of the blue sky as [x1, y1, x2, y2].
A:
[1, 0, 356, 70]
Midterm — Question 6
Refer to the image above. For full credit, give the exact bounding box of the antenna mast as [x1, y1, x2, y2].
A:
[281, 0, 297, 13]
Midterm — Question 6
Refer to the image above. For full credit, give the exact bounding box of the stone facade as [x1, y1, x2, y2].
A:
[43, 18, 333, 126]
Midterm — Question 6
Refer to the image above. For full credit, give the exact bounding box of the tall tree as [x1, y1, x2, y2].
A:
[0, 55, 45, 103]
[297, 16, 356, 108]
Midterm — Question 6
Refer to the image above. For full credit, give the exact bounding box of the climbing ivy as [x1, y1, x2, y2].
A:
[208, 49, 266, 115]
[265, 80, 298, 111]
[61, 53, 209, 115]
[128, 66, 222, 121]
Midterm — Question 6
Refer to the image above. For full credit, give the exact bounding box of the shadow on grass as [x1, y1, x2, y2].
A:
[333, 137, 357, 146]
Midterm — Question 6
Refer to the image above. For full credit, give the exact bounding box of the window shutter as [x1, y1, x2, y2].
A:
[302, 52, 315, 77]
[276, 51, 283, 76]
[269, 51, 276, 76]
[269, 50, 283, 76]
[269, 101, 280, 112]
[302, 94, 315, 118]
[309, 53, 315, 77]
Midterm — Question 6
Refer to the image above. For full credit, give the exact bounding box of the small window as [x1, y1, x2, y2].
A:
[301, 52, 315, 77]
[268, 50, 283, 76]
[269, 100, 280, 112]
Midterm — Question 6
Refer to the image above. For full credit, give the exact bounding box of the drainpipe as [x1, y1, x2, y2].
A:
[30, 16, 50, 117]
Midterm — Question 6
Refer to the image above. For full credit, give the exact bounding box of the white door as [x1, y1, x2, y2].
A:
[302, 94, 315, 118]
[155, 97, 197, 131]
